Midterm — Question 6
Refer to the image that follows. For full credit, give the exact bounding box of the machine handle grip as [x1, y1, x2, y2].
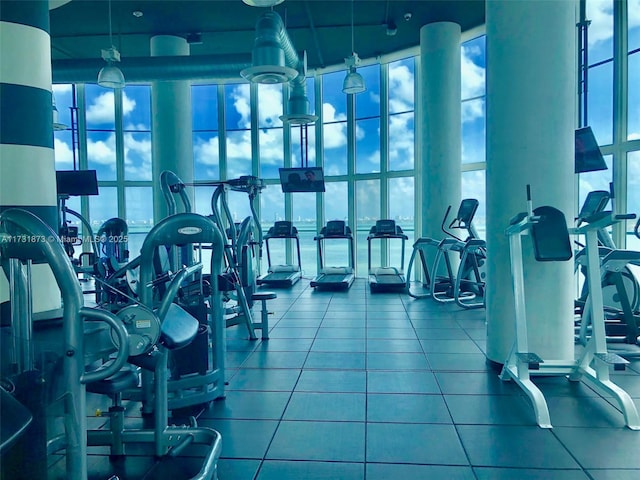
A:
[79, 307, 130, 385]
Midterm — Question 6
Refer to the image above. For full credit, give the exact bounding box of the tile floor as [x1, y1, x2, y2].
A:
[53, 279, 640, 479]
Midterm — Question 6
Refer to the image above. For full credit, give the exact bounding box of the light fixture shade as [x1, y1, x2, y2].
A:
[242, 0, 284, 6]
[98, 63, 125, 89]
[342, 68, 366, 94]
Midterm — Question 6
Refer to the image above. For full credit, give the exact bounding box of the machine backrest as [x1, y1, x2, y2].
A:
[531, 206, 573, 262]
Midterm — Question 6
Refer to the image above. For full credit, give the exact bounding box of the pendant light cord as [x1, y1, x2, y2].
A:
[108, 0, 113, 47]
[350, 0, 355, 55]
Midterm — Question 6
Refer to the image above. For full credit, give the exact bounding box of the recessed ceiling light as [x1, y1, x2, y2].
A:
[132, 10, 143, 18]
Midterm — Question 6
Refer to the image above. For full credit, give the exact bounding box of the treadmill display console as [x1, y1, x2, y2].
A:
[325, 220, 347, 237]
[273, 221, 294, 236]
[374, 219, 397, 235]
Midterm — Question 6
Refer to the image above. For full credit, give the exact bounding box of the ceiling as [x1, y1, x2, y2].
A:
[49, 0, 485, 73]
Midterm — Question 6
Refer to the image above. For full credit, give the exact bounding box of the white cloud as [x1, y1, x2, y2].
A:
[52, 84, 72, 94]
[86, 92, 136, 124]
[389, 63, 414, 113]
[194, 136, 220, 166]
[322, 103, 347, 149]
[230, 84, 251, 129]
[631, 0, 640, 29]
[461, 45, 485, 101]
[123, 133, 152, 180]
[258, 84, 283, 128]
[587, 0, 614, 47]
[54, 137, 74, 165]
[388, 113, 414, 170]
[87, 133, 116, 166]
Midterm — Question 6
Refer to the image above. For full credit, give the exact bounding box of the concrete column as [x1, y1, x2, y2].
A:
[485, 0, 576, 364]
[0, 1, 60, 314]
[151, 35, 194, 222]
[419, 22, 461, 247]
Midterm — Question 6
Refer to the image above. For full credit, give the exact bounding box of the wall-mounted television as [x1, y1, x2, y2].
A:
[279, 167, 326, 193]
[56, 169, 99, 196]
[575, 126, 607, 173]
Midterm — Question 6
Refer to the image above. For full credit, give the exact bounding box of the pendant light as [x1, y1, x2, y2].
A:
[342, 0, 365, 95]
[97, 0, 125, 89]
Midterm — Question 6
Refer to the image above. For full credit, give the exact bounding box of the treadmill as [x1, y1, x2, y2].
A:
[367, 219, 408, 292]
[310, 220, 355, 290]
[257, 221, 302, 287]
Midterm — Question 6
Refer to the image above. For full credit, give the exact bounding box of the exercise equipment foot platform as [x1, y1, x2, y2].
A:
[500, 187, 640, 430]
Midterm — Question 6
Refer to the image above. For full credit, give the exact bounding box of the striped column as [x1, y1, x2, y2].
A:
[0, 1, 60, 314]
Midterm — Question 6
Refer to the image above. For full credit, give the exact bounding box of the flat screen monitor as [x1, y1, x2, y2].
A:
[575, 126, 607, 173]
[56, 170, 99, 196]
[279, 167, 326, 193]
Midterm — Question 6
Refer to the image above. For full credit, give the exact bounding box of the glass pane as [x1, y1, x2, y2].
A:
[629, 52, 640, 140]
[258, 84, 283, 129]
[355, 64, 380, 119]
[356, 179, 380, 275]
[89, 186, 118, 232]
[54, 129, 74, 168]
[125, 187, 154, 257]
[194, 133, 220, 180]
[389, 112, 414, 171]
[462, 98, 486, 164]
[356, 117, 380, 173]
[389, 57, 415, 114]
[226, 190, 253, 223]
[292, 189, 318, 277]
[461, 35, 486, 100]
[630, 0, 640, 51]
[578, 154, 612, 209]
[389, 177, 414, 226]
[322, 71, 347, 119]
[587, 62, 613, 145]
[123, 85, 151, 130]
[87, 130, 116, 181]
[306, 77, 316, 115]
[124, 132, 152, 180]
[323, 118, 348, 176]
[85, 85, 115, 130]
[226, 130, 252, 178]
[259, 127, 283, 179]
[586, 0, 614, 64]
[192, 85, 218, 131]
[225, 84, 250, 129]
[461, 170, 486, 238]
[193, 186, 215, 216]
[52, 84, 73, 129]
[626, 151, 640, 250]
[291, 124, 317, 167]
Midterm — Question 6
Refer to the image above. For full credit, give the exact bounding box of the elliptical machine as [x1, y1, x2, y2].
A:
[406, 199, 486, 308]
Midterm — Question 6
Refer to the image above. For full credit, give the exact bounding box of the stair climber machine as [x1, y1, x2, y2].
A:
[367, 219, 408, 292]
[257, 221, 302, 288]
[499, 185, 640, 430]
[574, 189, 640, 356]
[208, 176, 275, 340]
[310, 220, 355, 290]
[406, 199, 486, 308]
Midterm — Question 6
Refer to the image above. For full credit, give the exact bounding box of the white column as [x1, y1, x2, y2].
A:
[151, 35, 194, 221]
[419, 22, 461, 245]
[0, 1, 60, 315]
[485, 0, 576, 364]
